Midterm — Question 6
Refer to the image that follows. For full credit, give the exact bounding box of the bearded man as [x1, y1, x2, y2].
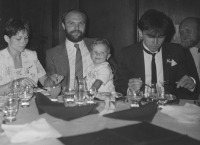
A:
[179, 17, 200, 99]
[45, 9, 96, 89]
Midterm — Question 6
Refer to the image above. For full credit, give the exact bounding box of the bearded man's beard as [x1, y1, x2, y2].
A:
[65, 30, 85, 42]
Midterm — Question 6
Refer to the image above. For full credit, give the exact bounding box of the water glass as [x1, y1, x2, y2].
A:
[63, 88, 77, 107]
[75, 79, 87, 106]
[127, 89, 143, 107]
[3, 98, 19, 122]
[10, 79, 21, 98]
[76, 90, 86, 106]
[86, 88, 96, 104]
[18, 85, 34, 107]
[104, 92, 116, 109]
[0, 96, 6, 111]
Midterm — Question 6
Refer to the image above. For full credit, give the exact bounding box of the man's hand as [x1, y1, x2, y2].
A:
[177, 75, 195, 90]
[50, 74, 64, 85]
[128, 78, 143, 92]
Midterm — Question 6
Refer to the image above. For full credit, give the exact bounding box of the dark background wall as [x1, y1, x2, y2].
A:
[0, 0, 200, 65]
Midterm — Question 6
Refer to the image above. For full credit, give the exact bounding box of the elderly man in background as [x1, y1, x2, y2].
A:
[179, 17, 200, 100]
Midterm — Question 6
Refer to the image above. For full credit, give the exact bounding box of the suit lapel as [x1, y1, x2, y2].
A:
[135, 42, 145, 83]
[162, 45, 171, 82]
[60, 42, 70, 89]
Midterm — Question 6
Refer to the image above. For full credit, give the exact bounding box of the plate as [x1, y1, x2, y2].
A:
[94, 92, 125, 103]
[149, 94, 176, 101]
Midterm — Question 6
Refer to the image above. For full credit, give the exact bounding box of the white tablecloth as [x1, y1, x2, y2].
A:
[0, 98, 200, 145]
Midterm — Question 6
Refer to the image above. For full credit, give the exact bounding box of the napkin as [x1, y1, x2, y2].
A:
[99, 100, 116, 116]
[58, 123, 200, 145]
[103, 101, 158, 122]
[35, 93, 99, 121]
[1, 118, 61, 143]
[160, 103, 200, 123]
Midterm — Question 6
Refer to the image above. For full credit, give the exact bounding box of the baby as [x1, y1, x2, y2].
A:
[86, 39, 115, 93]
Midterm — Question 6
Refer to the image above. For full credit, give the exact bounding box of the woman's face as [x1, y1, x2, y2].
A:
[5, 30, 29, 53]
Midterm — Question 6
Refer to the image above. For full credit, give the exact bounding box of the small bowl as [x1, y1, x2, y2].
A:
[48, 85, 61, 98]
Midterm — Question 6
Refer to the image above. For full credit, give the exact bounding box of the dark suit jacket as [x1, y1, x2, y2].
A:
[178, 49, 200, 100]
[115, 41, 188, 98]
[45, 38, 117, 90]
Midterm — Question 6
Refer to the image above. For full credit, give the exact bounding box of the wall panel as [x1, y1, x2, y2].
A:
[79, 0, 138, 61]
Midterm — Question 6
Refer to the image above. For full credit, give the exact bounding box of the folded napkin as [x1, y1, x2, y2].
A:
[103, 101, 158, 122]
[1, 118, 61, 143]
[58, 123, 200, 145]
[35, 93, 99, 121]
[160, 103, 200, 123]
[99, 100, 116, 116]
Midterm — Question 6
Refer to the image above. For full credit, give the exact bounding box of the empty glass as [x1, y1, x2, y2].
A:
[0, 96, 6, 112]
[3, 98, 19, 122]
[75, 79, 87, 106]
[18, 85, 34, 107]
[63, 88, 77, 107]
[9, 79, 20, 99]
[86, 88, 96, 104]
[127, 89, 143, 107]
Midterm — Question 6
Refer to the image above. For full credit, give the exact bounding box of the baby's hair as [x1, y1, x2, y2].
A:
[91, 39, 110, 53]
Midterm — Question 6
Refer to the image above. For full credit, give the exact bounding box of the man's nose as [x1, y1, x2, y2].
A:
[74, 24, 80, 30]
[153, 38, 158, 45]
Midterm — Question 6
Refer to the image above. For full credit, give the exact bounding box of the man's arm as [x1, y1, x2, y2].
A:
[45, 50, 57, 76]
[114, 49, 130, 96]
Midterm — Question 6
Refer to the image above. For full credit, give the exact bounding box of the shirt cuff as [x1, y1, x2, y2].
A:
[189, 76, 196, 92]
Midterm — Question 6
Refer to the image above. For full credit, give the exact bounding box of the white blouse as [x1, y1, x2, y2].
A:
[0, 48, 46, 85]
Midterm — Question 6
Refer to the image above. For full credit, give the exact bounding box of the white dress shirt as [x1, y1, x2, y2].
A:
[65, 39, 93, 89]
[143, 42, 164, 93]
[190, 47, 200, 81]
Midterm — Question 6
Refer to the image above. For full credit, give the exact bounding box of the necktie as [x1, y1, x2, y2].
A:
[143, 48, 159, 84]
[74, 44, 83, 80]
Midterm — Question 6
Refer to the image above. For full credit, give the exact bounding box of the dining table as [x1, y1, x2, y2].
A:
[0, 92, 200, 145]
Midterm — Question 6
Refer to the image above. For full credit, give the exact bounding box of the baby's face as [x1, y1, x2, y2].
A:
[90, 44, 110, 65]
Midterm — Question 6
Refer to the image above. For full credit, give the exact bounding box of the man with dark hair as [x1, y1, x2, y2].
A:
[115, 9, 195, 98]
[179, 17, 200, 100]
[46, 9, 116, 90]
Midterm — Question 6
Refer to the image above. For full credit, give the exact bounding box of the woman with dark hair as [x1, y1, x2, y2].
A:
[0, 18, 63, 95]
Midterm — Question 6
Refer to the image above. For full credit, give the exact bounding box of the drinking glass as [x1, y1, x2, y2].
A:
[9, 79, 21, 99]
[3, 98, 19, 122]
[75, 79, 87, 106]
[0, 96, 6, 112]
[127, 89, 143, 107]
[148, 83, 168, 107]
[86, 88, 96, 104]
[63, 87, 77, 107]
[104, 92, 116, 109]
[18, 85, 34, 107]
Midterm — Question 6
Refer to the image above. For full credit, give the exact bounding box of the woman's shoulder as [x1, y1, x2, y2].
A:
[22, 49, 37, 59]
[0, 48, 9, 60]
[23, 49, 37, 56]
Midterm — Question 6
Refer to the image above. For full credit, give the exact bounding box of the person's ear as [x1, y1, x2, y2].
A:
[62, 23, 65, 30]
[4, 35, 10, 43]
[138, 29, 143, 40]
[107, 54, 111, 60]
